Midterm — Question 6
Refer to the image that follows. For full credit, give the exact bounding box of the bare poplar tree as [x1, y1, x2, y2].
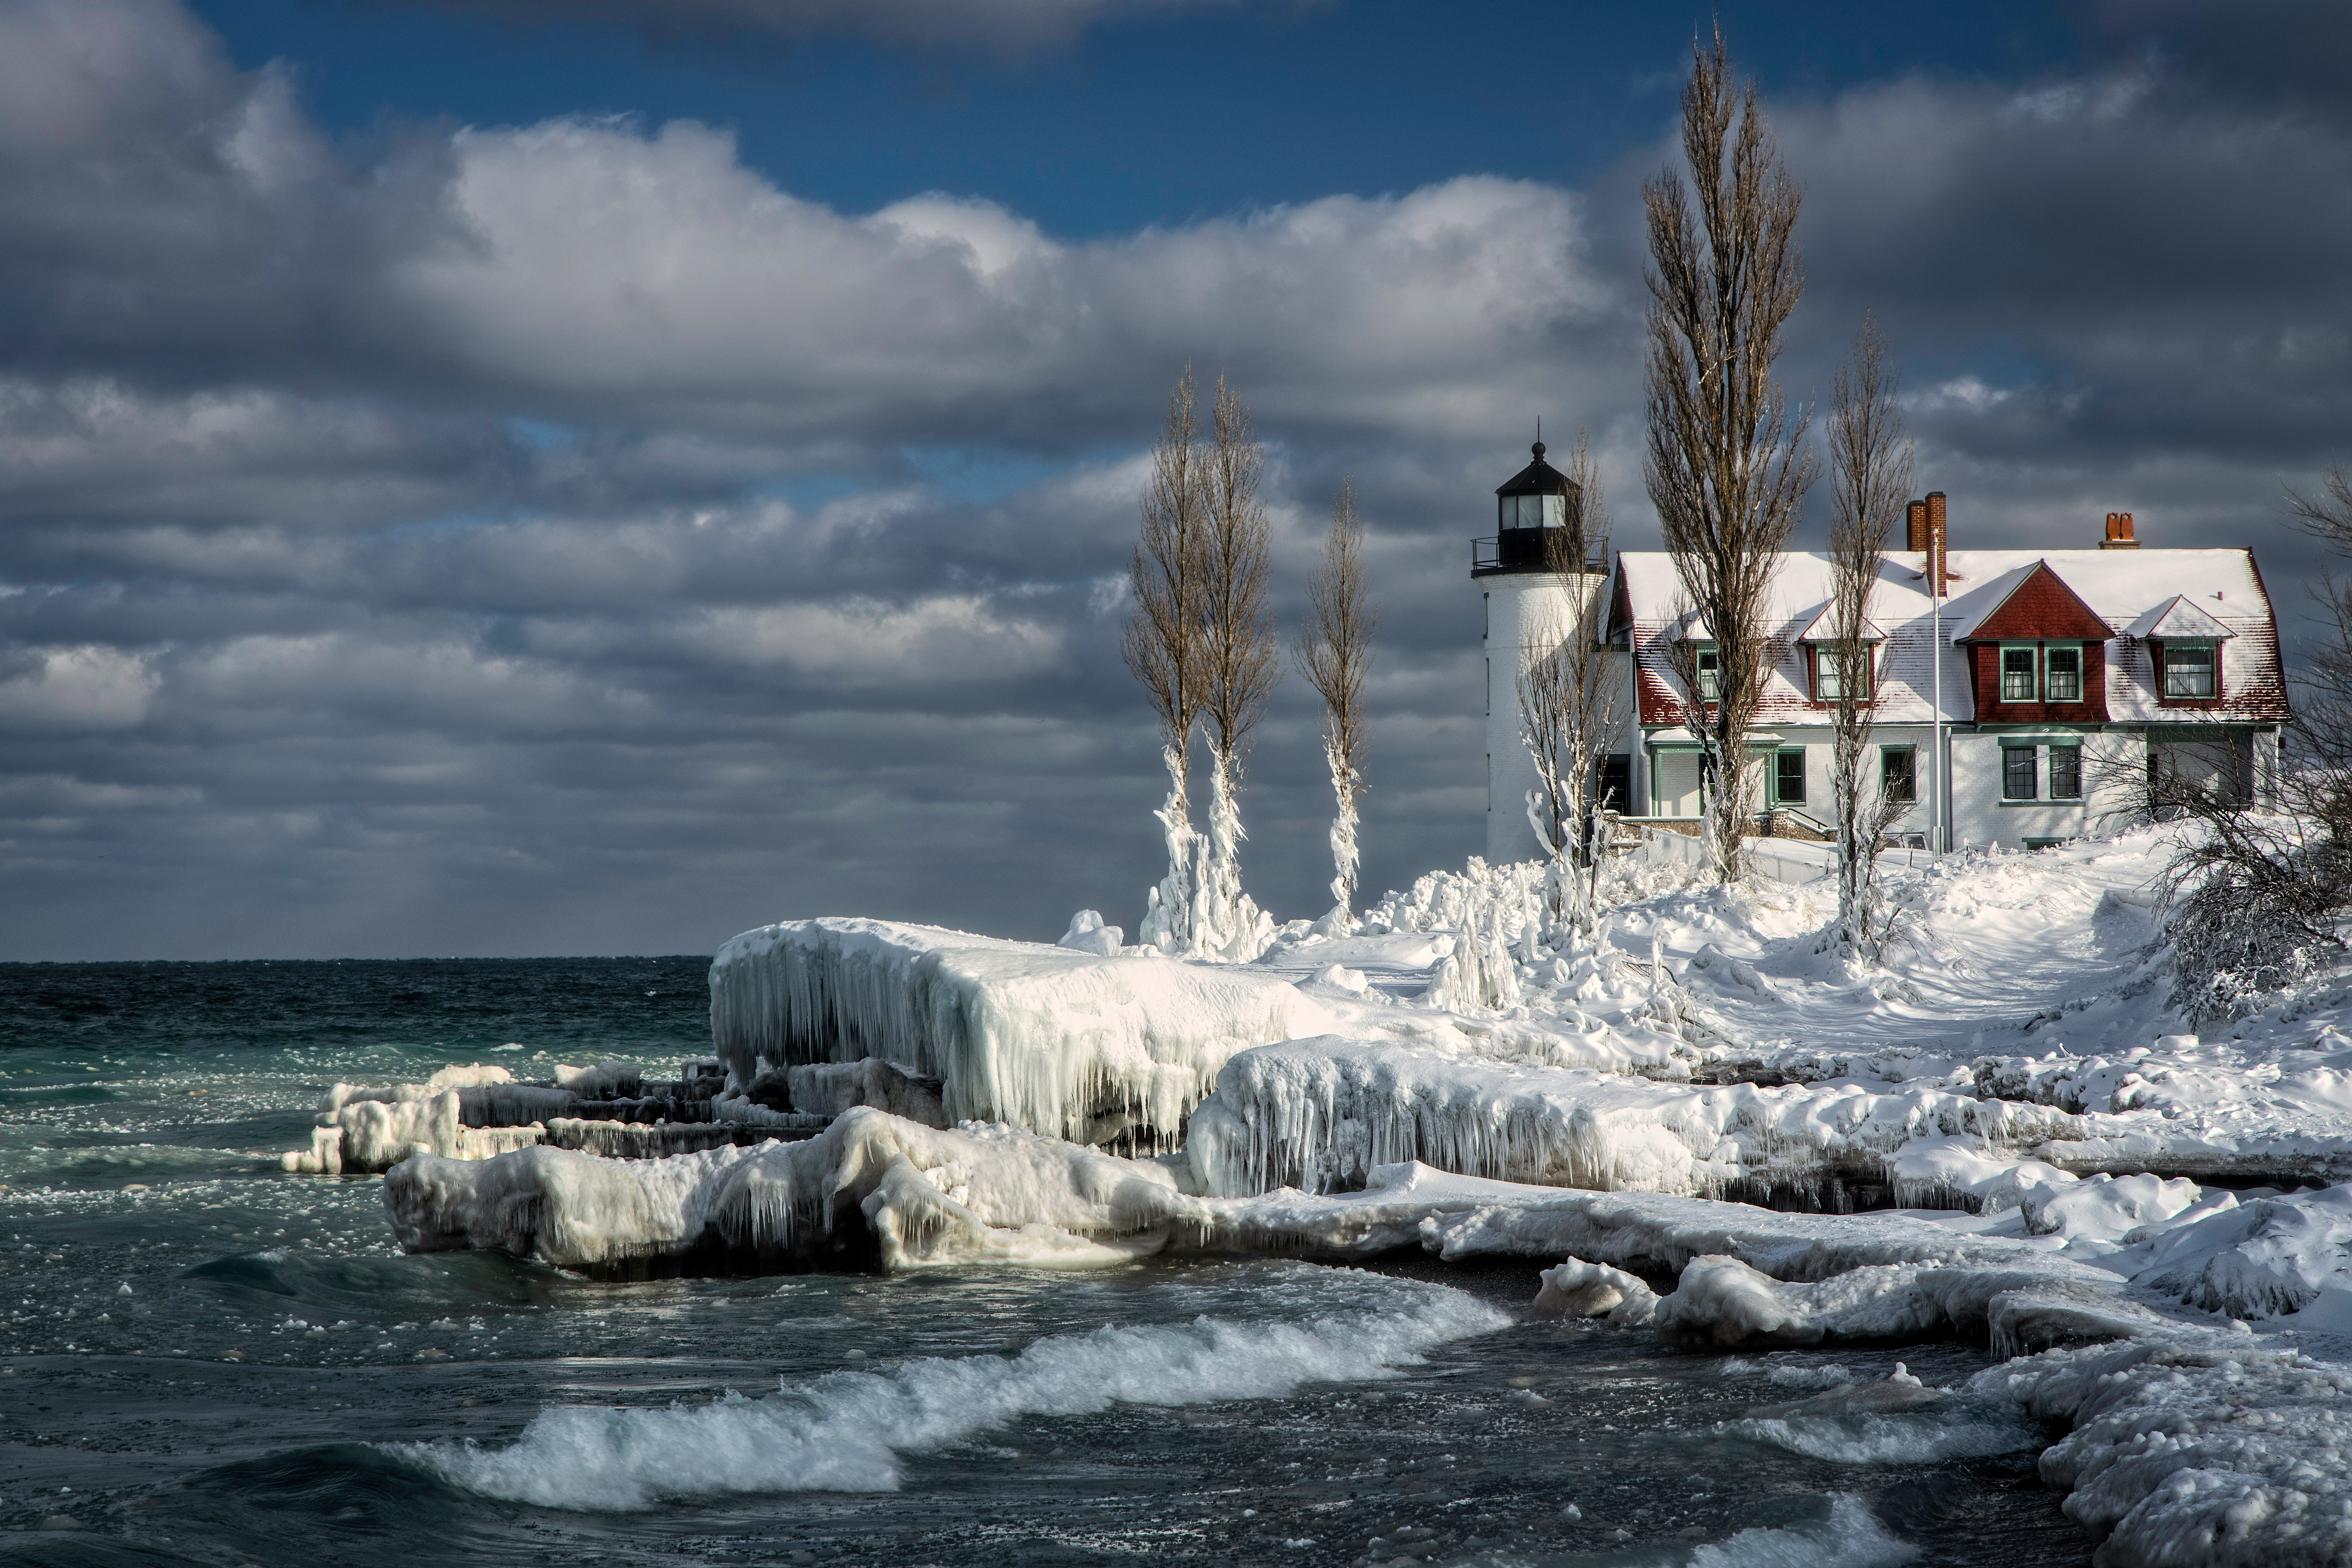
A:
[1123, 367, 1208, 954]
[1823, 314, 1914, 958]
[1294, 479, 1376, 931]
[1643, 27, 1816, 883]
[1515, 433, 1623, 936]
[1199, 374, 1280, 960]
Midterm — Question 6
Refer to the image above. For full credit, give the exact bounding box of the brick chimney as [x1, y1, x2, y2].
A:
[1926, 490, 1949, 597]
[1906, 499, 1928, 552]
[2101, 511, 2138, 550]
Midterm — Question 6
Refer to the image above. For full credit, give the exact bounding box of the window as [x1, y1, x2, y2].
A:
[1775, 748, 1806, 805]
[1880, 745, 1916, 803]
[1813, 642, 1867, 703]
[1594, 754, 1632, 813]
[2044, 645, 2083, 703]
[2002, 746, 2037, 801]
[2000, 645, 2037, 702]
[2049, 747, 2082, 799]
[2163, 641, 2217, 699]
[1695, 644, 1720, 701]
[1498, 493, 1564, 531]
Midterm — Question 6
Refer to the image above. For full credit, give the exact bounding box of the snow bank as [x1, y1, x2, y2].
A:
[708, 917, 1338, 1147]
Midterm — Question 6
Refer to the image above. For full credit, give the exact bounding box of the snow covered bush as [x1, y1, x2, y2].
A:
[2164, 838, 2344, 1024]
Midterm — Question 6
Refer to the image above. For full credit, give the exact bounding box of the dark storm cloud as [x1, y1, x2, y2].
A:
[2, 0, 2347, 958]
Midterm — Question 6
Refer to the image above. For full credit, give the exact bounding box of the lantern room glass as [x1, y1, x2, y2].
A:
[1498, 494, 1566, 530]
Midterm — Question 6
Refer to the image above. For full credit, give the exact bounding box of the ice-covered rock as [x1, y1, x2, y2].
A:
[1531, 1257, 1656, 1324]
[709, 917, 1338, 1147]
[1653, 1256, 1940, 1349]
[283, 1092, 550, 1174]
[1982, 1335, 2352, 1568]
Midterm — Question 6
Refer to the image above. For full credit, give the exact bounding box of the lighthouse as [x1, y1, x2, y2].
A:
[1474, 440, 1618, 864]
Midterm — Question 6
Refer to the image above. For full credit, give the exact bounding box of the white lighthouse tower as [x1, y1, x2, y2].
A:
[1476, 440, 1618, 864]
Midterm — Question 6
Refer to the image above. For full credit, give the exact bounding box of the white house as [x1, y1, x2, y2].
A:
[1477, 445, 2290, 860]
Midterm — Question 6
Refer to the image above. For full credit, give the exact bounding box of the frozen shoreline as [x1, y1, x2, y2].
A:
[349, 826, 2352, 1564]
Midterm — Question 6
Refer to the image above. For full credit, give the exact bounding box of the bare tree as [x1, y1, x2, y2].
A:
[1643, 26, 1816, 883]
[1294, 479, 1376, 931]
[2291, 465, 2352, 764]
[1515, 433, 1623, 936]
[1198, 374, 1281, 960]
[1822, 314, 1914, 958]
[1124, 367, 1208, 954]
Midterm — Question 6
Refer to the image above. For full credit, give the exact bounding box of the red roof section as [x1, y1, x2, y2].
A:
[1958, 561, 2113, 642]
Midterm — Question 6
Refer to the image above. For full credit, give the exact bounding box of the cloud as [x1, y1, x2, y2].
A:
[0, 645, 159, 731]
[2, 0, 2349, 958]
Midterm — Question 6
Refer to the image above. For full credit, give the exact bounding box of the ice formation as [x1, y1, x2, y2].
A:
[385, 1106, 1206, 1271]
[707, 916, 1339, 1146]
[286, 1060, 737, 1173]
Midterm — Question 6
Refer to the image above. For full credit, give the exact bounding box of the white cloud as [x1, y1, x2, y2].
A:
[693, 595, 1066, 683]
[0, 645, 159, 731]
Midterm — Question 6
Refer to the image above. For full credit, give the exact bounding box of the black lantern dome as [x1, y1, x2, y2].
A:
[1473, 439, 1588, 576]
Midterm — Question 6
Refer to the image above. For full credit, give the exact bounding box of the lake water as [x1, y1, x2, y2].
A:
[0, 959, 2089, 1566]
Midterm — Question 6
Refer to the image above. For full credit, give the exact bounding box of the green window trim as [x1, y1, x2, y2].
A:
[2161, 640, 2219, 700]
[1774, 747, 1807, 805]
[1999, 643, 2038, 702]
[2043, 644, 2085, 703]
[2001, 744, 2038, 801]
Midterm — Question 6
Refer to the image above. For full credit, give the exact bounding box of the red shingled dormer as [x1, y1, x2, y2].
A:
[1953, 560, 2113, 723]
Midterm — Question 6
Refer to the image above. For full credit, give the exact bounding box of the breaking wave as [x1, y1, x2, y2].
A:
[1725, 1412, 2036, 1465]
[393, 1280, 1508, 1508]
[1684, 1493, 1919, 1567]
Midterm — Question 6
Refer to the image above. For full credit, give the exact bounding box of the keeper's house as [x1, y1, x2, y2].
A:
[1476, 445, 2290, 861]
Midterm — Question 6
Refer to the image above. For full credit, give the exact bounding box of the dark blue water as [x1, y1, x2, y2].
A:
[0, 960, 2089, 1567]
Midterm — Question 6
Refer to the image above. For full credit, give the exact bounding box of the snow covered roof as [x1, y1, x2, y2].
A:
[1612, 548, 2272, 632]
[1610, 547, 2286, 727]
[1789, 601, 1886, 643]
[2125, 593, 2238, 641]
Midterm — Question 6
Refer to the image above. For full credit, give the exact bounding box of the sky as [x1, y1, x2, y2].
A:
[2, 0, 2348, 961]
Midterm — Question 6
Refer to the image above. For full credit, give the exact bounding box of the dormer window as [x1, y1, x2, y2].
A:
[1810, 642, 1874, 703]
[1695, 644, 1720, 702]
[2000, 645, 2037, 702]
[2162, 641, 2217, 699]
[2044, 645, 2083, 702]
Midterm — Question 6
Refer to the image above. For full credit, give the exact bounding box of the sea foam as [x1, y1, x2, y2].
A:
[393, 1281, 1508, 1509]
[1685, 1493, 1919, 1567]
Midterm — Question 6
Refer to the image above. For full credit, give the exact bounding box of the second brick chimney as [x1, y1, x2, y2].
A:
[2101, 511, 2138, 550]
[1906, 499, 1929, 552]
[1926, 490, 1949, 597]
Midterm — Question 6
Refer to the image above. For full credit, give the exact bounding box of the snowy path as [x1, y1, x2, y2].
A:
[1612, 835, 2170, 1060]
